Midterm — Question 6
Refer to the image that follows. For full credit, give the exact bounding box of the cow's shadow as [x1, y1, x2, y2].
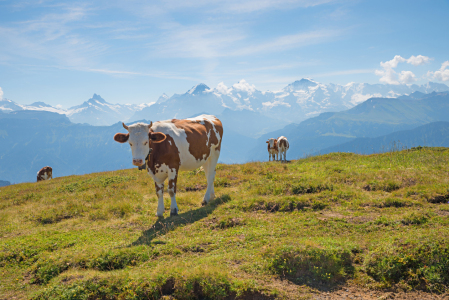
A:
[130, 194, 231, 246]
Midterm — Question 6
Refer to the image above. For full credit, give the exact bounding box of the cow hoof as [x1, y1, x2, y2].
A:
[156, 212, 164, 218]
[170, 208, 178, 216]
[201, 200, 208, 206]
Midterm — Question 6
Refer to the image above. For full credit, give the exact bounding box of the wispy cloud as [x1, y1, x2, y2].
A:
[0, 5, 108, 67]
[117, 0, 338, 16]
[0, 87, 3, 100]
[150, 26, 341, 59]
[87, 68, 201, 81]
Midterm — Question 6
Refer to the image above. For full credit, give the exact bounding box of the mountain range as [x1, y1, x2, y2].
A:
[251, 91, 449, 161]
[1, 79, 448, 133]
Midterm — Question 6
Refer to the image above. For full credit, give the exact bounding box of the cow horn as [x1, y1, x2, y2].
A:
[122, 122, 129, 130]
[148, 121, 153, 129]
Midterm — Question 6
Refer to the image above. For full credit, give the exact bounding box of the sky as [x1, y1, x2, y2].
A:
[0, 0, 448, 108]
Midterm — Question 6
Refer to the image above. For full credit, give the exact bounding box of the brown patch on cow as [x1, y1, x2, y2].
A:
[155, 182, 164, 193]
[147, 133, 181, 176]
[168, 175, 177, 194]
[278, 139, 286, 148]
[171, 117, 223, 161]
[37, 166, 52, 182]
[113, 133, 129, 143]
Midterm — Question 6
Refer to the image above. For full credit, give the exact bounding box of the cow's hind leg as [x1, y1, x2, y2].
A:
[155, 181, 165, 217]
[168, 170, 179, 216]
[202, 151, 219, 205]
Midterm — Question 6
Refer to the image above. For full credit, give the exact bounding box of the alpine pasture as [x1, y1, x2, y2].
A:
[1, 148, 449, 299]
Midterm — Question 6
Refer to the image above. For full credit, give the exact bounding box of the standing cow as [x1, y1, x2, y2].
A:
[37, 166, 53, 182]
[266, 138, 279, 161]
[277, 136, 289, 162]
[114, 115, 223, 217]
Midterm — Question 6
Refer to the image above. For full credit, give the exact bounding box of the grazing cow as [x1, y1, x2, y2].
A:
[277, 136, 289, 162]
[266, 138, 279, 161]
[37, 166, 53, 182]
[114, 115, 223, 217]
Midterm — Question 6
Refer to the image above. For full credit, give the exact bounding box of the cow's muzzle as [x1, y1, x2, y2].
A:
[132, 159, 144, 166]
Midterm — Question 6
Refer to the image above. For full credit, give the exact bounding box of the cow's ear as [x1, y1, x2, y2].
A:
[266, 141, 269, 143]
[114, 133, 129, 143]
[150, 132, 166, 143]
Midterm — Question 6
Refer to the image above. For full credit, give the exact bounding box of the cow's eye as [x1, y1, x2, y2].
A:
[144, 141, 148, 145]
[129, 143, 133, 146]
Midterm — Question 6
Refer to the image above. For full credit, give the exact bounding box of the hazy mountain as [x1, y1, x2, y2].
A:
[317, 122, 449, 155]
[0, 111, 255, 183]
[0, 180, 10, 187]
[250, 92, 449, 161]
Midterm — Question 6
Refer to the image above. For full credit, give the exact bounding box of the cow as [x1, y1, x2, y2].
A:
[114, 115, 223, 217]
[266, 138, 278, 161]
[277, 136, 289, 162]
[37, 166, 53, 182]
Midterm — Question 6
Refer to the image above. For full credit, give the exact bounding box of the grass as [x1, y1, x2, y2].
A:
[1, 148, 449, 299]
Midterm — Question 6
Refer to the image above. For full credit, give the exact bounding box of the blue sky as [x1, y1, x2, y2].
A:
[0, 0, 448, 108]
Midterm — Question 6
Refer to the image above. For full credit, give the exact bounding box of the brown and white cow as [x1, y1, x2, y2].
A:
[277, 136, 289, 162]
[266, 138, 278, 161]
[114, 115, 223, 217]
[37, 166, 53, 182]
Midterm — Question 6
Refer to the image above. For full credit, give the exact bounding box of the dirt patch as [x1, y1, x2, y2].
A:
[428, 194, 449, 204]
[185, 184, 207, 192]
[436, 210, 449, 217]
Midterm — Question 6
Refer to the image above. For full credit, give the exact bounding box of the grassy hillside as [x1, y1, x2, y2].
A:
[1, 148, 449, 299]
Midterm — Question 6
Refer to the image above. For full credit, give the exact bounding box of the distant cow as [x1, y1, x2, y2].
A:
[266, 138, 279, 161]
[37, 166, 53, 182]
[114, 115, 223, 217]
[277, 136, 289, 162]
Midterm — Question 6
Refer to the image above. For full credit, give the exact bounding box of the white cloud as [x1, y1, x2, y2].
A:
[232, 79, 256, 93]
[375, 55, 431, 84]
[0, 87, 3, 100]
[428, 61, 449, 82]
[350, 93, 382, 105]
[215, 82, 232, 94]
[407, 55, 431, 66]
[398, 70, 416, 83]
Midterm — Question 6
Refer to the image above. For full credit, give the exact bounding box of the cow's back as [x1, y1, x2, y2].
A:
[277, 136, 289, 150]
[150, 115, 223, 171]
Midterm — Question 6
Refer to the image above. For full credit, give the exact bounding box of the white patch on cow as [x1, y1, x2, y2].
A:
[126, 123, 151, 165]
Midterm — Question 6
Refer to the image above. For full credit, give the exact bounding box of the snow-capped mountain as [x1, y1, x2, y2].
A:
[2, 80, 448, 127]
[66, 94, 154, 126]
[0, 99, 66, 114]
[0, 94, 154, 126]
[130, 79, 449, 124]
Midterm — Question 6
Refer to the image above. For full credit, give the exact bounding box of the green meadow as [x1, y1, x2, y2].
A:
[1, 148, 449, 299]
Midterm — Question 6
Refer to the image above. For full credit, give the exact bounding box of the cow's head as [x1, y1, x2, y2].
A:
[266, 138, 276, 148]
[114, 122, 166, 166]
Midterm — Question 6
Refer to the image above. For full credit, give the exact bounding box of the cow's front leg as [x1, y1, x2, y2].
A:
[168, 170, 179, 216]
[155, 181, 165, 217]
